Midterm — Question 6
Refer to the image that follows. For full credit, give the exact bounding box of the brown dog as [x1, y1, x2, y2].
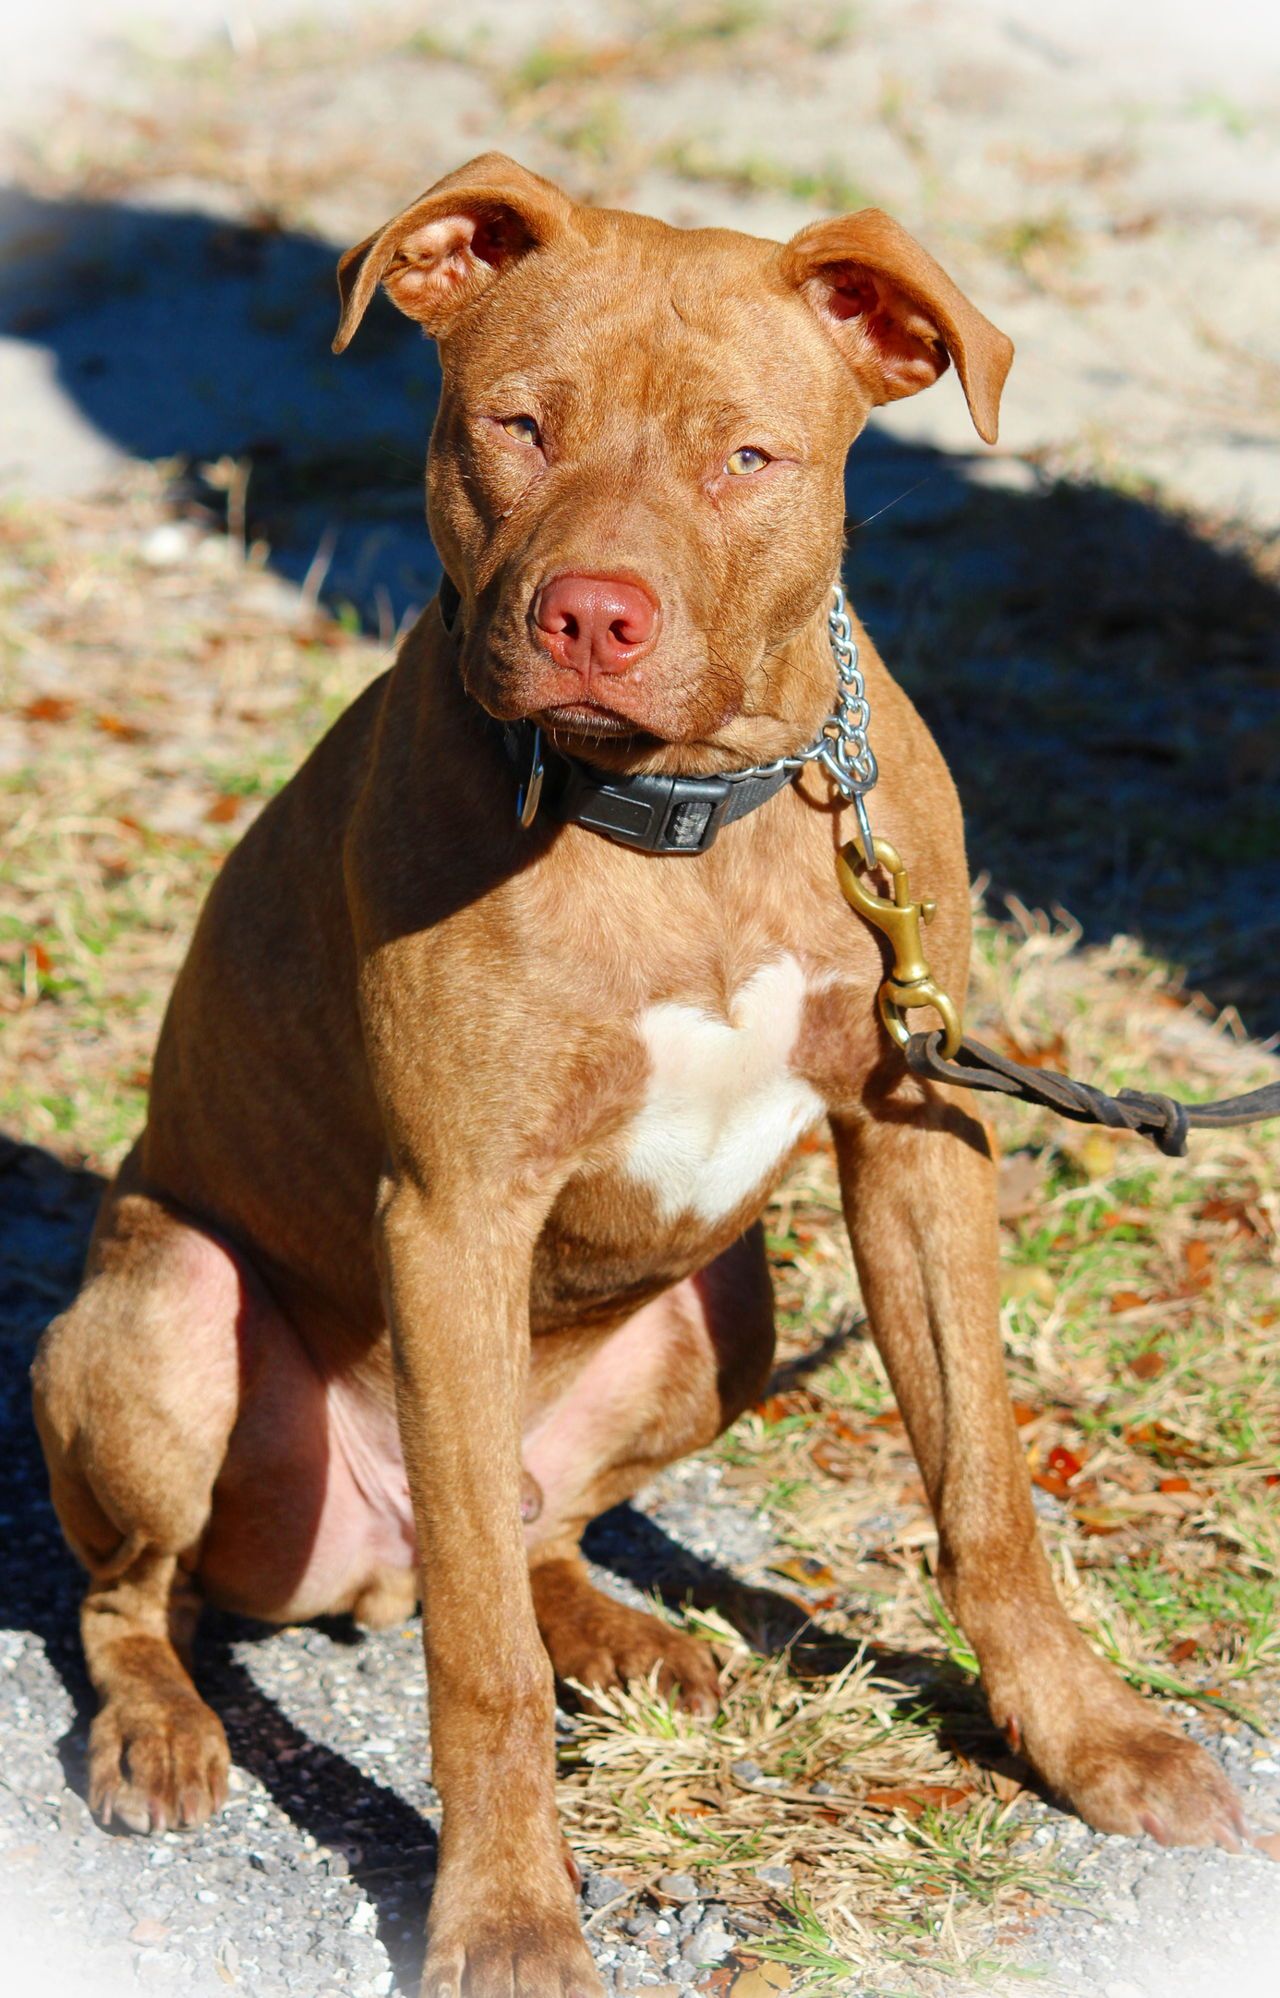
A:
[33, 155, 1246, 1997]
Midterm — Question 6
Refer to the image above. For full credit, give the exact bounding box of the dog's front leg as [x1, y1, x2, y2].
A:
[378, 1177, 601, 1998]
[831, 1084, 1246, 1850]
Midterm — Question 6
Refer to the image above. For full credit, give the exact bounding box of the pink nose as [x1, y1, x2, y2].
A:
[531, 572, 660, 678]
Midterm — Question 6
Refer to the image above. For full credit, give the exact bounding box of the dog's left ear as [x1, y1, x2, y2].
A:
[781, 210, 1013, 444]
[332, 152, 577, 353]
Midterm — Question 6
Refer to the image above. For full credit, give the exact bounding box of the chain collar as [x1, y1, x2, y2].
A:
[719, 581, 879, 866]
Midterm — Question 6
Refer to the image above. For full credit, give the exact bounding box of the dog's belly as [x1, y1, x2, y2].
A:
[200, 1304, 417, 1622]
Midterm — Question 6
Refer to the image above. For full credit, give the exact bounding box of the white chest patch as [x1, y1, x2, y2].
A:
[624, 954, 824, 1226]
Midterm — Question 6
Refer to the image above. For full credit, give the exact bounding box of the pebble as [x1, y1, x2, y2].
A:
[681, 1917, 732, 1966]
[754, 1864, 793, 1891]
[656, 1872, 699, 1903]
[139, 522, 198, 568]
[584, 1873, 629, 1911]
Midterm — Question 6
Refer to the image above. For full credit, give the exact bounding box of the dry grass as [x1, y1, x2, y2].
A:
[0, 472, 384, 1158]
[558, 1639, 1061, 1990]
[3, 482, 1278, 1990]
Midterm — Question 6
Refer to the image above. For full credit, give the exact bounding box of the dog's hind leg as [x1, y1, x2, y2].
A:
[32, 1162, 244, 1831]
[523, 1225, 775, 1713]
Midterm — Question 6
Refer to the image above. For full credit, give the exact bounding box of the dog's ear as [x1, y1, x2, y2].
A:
[781, 210, 1013, 444]
[332, 153, 577, 353]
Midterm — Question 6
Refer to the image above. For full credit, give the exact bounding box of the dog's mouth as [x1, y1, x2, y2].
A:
[535, 701, 648, 745]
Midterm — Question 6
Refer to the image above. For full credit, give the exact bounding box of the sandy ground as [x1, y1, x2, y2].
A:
[2, 0, 1280, 518]
[1, 6, 1278, 1997]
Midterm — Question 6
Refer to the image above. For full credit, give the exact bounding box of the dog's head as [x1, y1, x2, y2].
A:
[335, 154, 1011, 769]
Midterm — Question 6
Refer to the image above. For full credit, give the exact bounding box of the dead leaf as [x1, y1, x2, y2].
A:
[824, 1415, 869, 1445]
[22, 694, 76, 722]
[754, 1390, 820, 1424]
[205, 793, 243, 825]
[1109, 1289, 1147, 1314]
[1197, 1194, 1265, 1243]
[769, 1555, 835, 1589]
[95, 711, 145, 741]
[730, 1966, 792, 1998]
[1168, 1638, 1199, 1665]
[996, 1031, 1066, 1070]
[808, 1438, 855, 1480]
[130, 1920, 171, 1946]
[1002, 1265, 1056, 1307]
[1130, 1347, 1166, 1380]
[1181, 1239, 1213, 1290]
[864, 1784, 970, 1817]
[1124, 1422, 1211, 1465]
[1074, 1506, 1126, 1535]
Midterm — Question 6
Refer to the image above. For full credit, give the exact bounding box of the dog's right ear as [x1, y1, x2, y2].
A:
[332, 153, 577, 353]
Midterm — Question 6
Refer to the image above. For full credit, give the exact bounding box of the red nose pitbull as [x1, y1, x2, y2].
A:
[34, 154, 1246, 1998]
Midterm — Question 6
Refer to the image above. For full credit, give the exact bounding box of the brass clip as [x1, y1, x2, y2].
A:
[835, 835, 963, 1058]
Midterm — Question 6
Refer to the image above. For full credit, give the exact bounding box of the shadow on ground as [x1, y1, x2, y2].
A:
[4, 188, 1278, 1024]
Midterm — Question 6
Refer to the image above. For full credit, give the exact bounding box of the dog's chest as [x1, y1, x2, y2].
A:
[621, 954, 824, 1225]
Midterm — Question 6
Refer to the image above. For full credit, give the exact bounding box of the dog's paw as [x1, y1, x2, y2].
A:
[422, 1889, 601, 1998]
[1055, 1715, 1248, 1850]
[533, 1561, 720, 1715]
[89, 1691, 229, 1834]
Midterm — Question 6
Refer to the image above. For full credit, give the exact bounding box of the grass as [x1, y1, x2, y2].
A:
[496, 4, 857, 108]
[659, 141, 873, 211]
[0, 474, 384, 1159]
[557, 1640, 1067, 1985]
[984, 209, 1082, 279]
[3, 454, 1278, 1992]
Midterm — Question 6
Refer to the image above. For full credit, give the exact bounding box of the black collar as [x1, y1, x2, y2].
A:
[500, 720, 794, 856]
[437, 570, 796, 857]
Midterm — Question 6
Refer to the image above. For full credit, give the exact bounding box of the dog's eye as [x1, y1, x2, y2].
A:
[725, 446, 770, 476]
[501, 415, 541, 447]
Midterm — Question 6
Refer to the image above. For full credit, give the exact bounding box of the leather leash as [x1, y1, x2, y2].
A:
[902, 1031, 1280, 1159]
[837, 838, 1280, 1158]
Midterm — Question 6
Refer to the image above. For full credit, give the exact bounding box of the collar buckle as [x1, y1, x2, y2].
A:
[557, 763, 734, 855]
